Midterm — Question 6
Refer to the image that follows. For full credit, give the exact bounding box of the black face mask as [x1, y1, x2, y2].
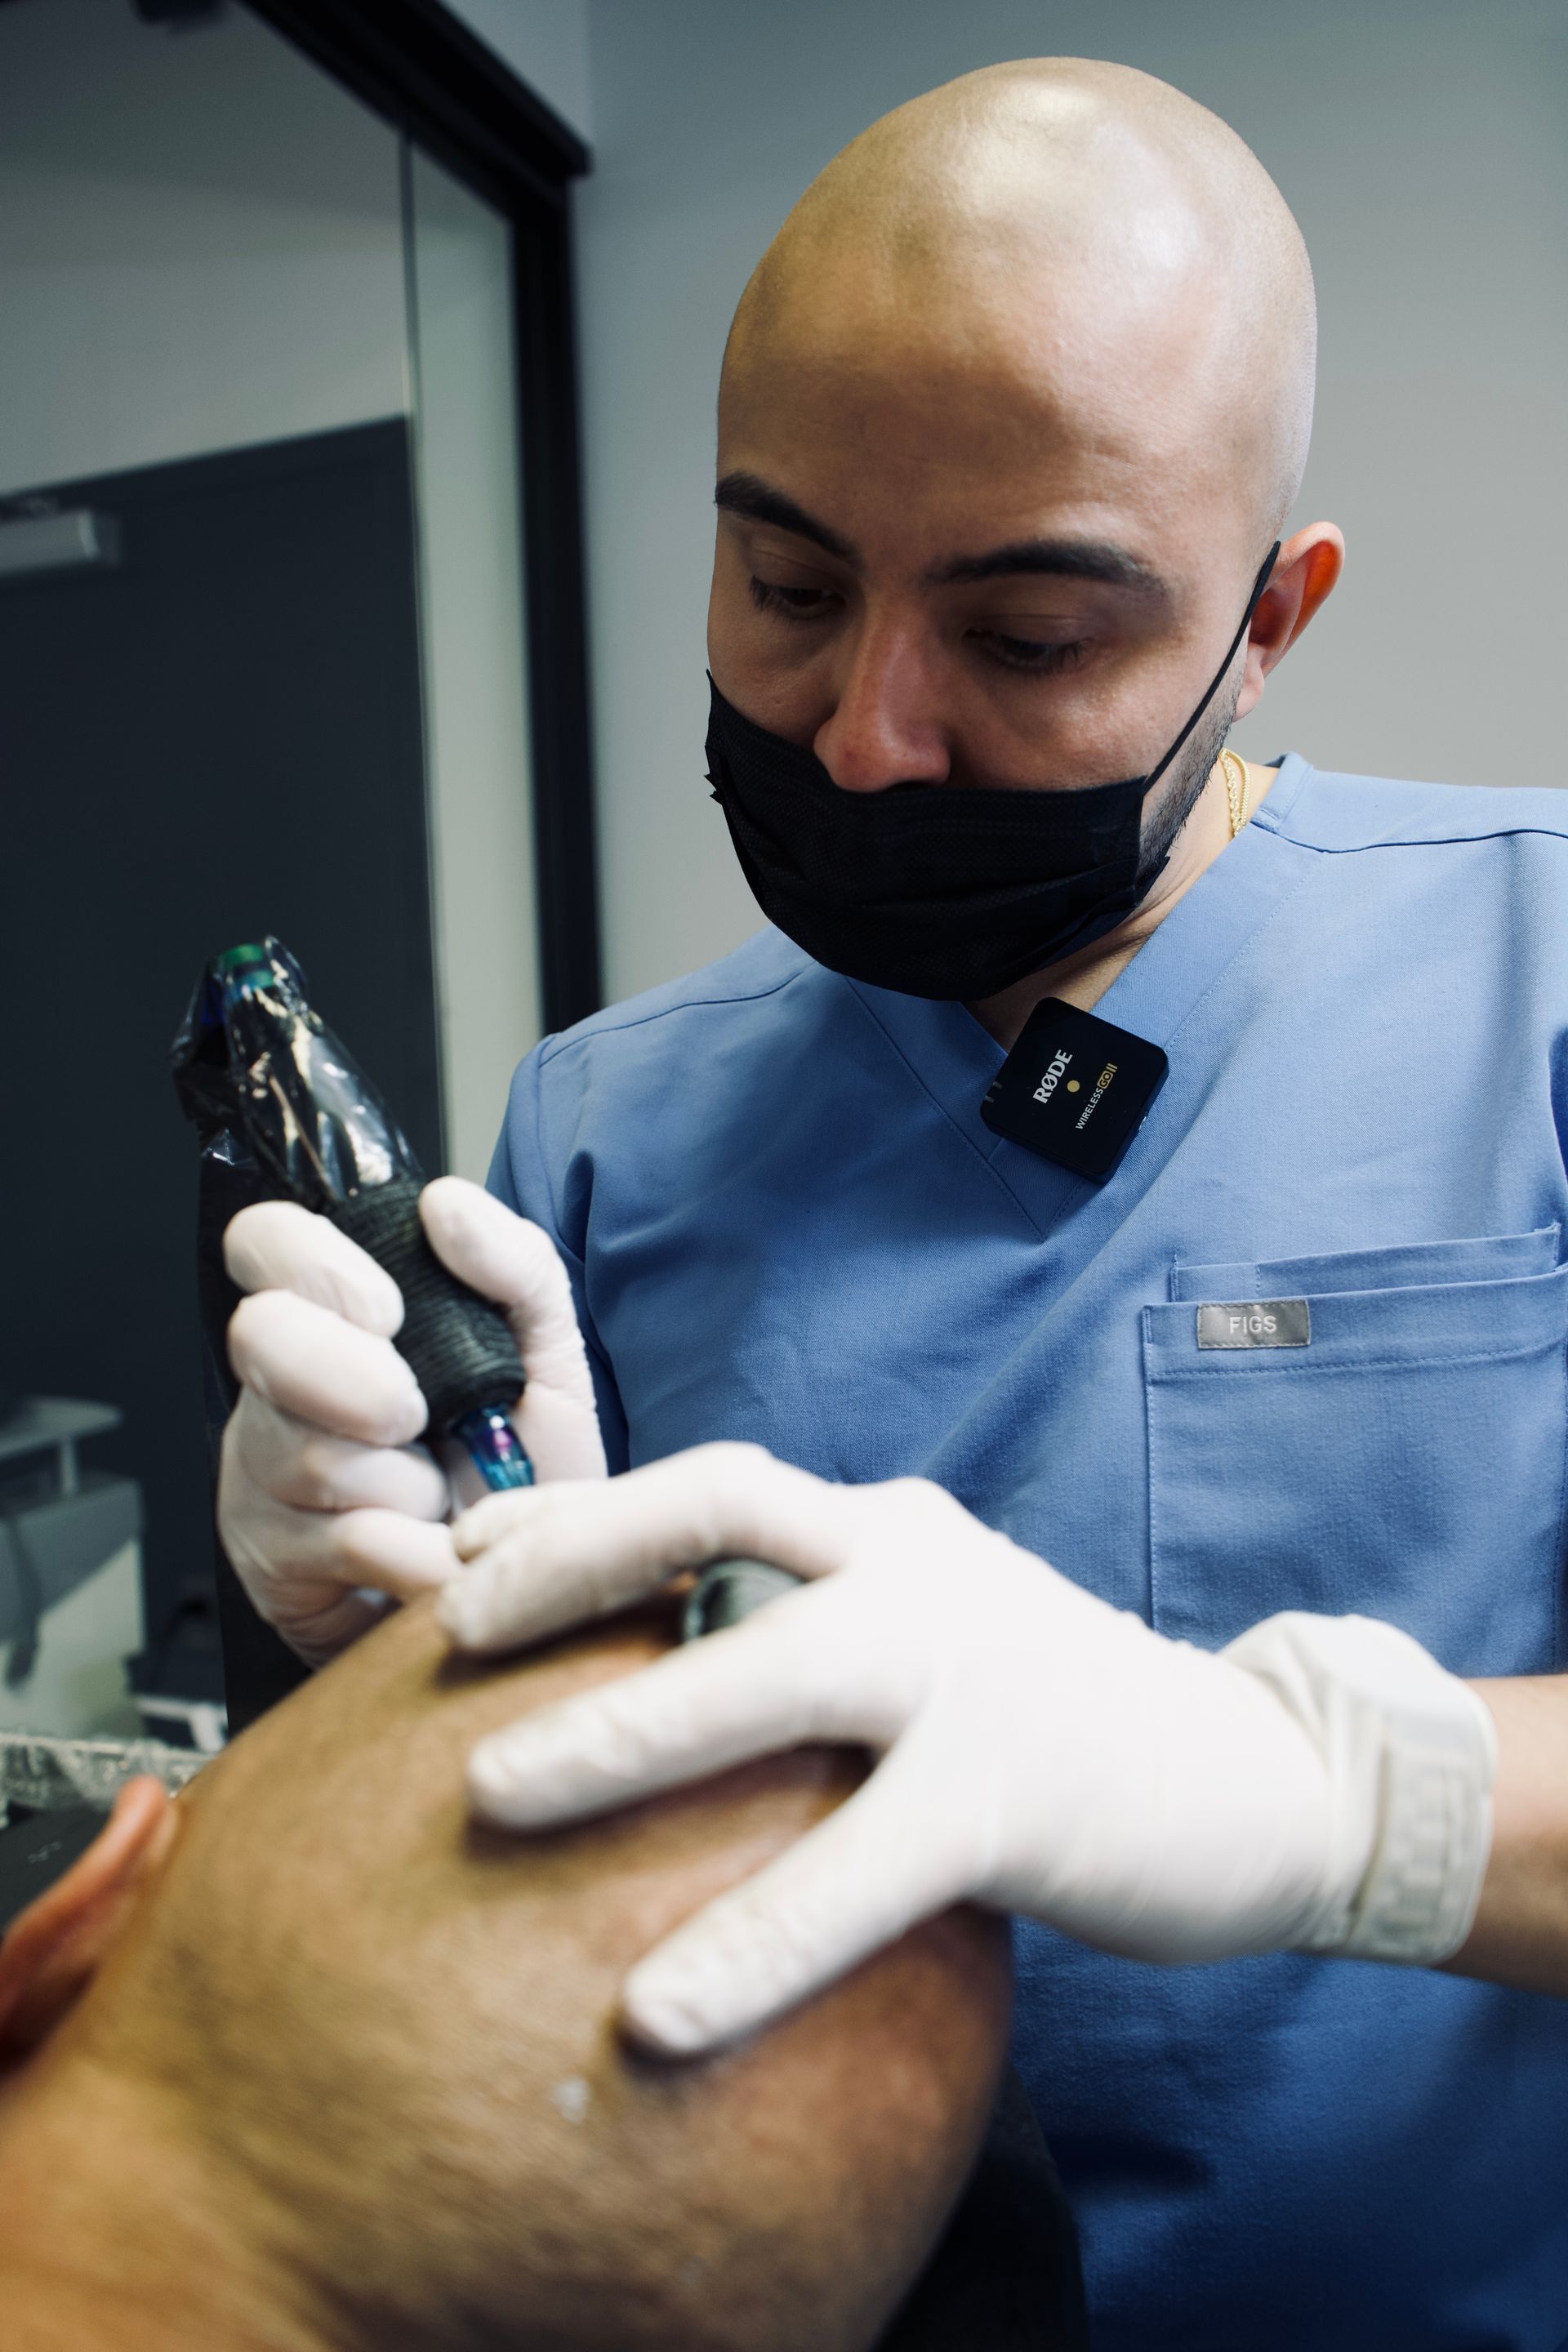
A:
[706, 543, 1280, 1000]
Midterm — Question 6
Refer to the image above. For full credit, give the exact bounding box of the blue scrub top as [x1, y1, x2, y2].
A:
[489, 755, 1568, 2351]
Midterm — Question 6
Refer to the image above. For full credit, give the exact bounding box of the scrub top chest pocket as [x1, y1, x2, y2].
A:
[1142, 1229, 1568, 1677]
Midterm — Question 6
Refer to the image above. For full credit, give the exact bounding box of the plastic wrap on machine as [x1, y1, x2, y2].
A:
[171, 939, 531, 1494]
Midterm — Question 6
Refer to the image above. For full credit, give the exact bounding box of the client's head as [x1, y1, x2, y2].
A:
[0, 1594, 1009, 2352]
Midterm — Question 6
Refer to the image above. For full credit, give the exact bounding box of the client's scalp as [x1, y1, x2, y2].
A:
[85, 1595, 1009, 2352]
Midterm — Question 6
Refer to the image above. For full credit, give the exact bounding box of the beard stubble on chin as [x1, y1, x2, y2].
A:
[1133, 670, 1248, 894]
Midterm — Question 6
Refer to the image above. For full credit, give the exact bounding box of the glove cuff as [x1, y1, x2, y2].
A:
[1223, 1612, 1497, 1966]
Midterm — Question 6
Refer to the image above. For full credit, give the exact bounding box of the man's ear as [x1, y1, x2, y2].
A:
[1234, 521, 1345, 721]
[0, 1778, 179, 2065]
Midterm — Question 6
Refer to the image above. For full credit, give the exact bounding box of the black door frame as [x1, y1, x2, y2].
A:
[239, 0, 604, 1034]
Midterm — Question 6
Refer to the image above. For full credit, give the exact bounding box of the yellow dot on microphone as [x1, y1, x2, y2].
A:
[1067, 1080, 1080, 1093]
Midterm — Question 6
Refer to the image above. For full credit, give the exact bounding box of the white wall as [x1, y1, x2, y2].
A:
[573, 0, 1568, 1004]
[408, 148, 543, 1181]
[0, 0, 408, 495]
[444, 0, 593, 141]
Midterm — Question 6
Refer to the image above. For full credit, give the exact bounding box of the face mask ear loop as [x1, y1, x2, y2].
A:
[1139, 541, 1281, 800]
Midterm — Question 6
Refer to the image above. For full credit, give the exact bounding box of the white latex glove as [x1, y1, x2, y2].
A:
[439, 1445, 1497, 2056]
[218, 1178, 606, 1665]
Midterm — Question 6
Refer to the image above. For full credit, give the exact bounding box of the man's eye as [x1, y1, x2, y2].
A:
[749, 577, 837, 622]
[970, 630, 1091, 676]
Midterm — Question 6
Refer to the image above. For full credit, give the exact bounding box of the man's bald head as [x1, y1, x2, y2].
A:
[727, 58, 1315, 547]
[708, 56, 1342, 849]
[10, 1598, 1009, 2352]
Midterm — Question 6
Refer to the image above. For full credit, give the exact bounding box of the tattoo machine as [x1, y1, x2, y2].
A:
[172, 938, 532, 1496]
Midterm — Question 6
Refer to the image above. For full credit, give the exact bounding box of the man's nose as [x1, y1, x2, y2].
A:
[811, 622, 952, 793]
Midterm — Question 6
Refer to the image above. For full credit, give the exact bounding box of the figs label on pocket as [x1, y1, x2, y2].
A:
[1196, 1299, 1312, 1350]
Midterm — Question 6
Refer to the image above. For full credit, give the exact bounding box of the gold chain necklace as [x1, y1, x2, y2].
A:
[1221, 747, 1251, 840]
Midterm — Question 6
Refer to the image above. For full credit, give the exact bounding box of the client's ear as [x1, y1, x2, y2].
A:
[0, 1778, 178, 2065]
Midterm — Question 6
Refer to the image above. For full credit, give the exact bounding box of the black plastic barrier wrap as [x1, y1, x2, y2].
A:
[173, 935, 527, 1443]
[172, 935, 428, 1216]
[172, 939, 529, 1727]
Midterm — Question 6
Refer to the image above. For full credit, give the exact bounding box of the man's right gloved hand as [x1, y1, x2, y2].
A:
[217, 1177, 607, 1666]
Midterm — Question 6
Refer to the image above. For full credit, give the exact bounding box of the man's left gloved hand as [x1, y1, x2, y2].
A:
[438, 1446, 1497, 2056]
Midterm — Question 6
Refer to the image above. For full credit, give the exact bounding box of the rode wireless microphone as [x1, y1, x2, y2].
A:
[981, 997, 1169, 1183]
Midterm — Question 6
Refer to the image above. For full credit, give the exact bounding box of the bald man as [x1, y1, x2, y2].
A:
[0, 1590, 1033, 2351]
[216, 57, 1568, 2350]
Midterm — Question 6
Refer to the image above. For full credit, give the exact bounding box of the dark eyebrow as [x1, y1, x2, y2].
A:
[715, 472, 858, 564]
[927, 540, 1167, 599]
[715, 472, 1166, 603]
